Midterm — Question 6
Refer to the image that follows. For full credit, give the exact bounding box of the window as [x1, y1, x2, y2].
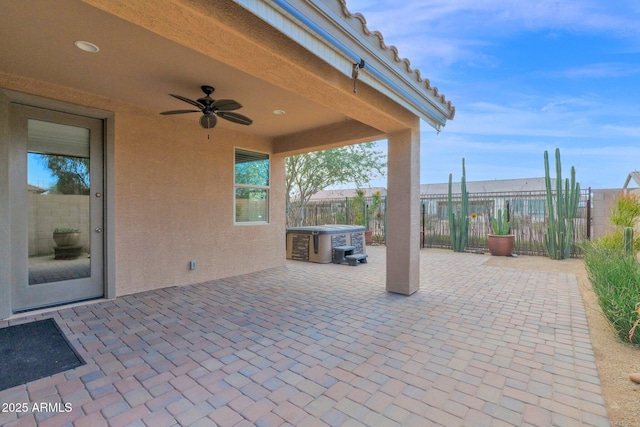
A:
[234, 148, 269, 223]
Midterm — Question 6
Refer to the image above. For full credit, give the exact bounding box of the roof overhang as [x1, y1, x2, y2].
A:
[235, 0, 455, 132]
[0, 0, 453, 149]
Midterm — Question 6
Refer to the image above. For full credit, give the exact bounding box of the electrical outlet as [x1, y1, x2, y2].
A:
[189, 260, 197, 270]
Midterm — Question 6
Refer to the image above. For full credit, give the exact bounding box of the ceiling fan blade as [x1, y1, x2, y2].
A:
[212, 99, 242, 111]
[200, 114, 217, 129]
[169, 94, 205, 109]
[160, 109, 200, 115]
[217, 111, 253, 126]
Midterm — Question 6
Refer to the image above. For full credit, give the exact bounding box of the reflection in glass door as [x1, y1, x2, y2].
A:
[12, 105, 104, 312]
[28, 120, 91, 285]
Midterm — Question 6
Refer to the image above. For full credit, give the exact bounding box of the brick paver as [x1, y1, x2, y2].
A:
[0, 247, 609, 426]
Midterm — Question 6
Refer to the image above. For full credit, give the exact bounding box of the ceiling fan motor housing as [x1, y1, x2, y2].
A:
[200, 114, 217, 129]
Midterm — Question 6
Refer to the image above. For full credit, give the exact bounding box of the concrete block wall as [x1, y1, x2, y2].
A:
[628, 188, 640, 238]
[28, 194, 90, 256]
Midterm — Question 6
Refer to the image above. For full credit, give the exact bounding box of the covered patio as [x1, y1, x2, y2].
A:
[0, 248, 609, 426]
[1, 0, 455, 318]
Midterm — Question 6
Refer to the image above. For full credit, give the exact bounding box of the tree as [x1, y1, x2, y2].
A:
[40, 155, 90, 195]
[286, 142, 386, 226]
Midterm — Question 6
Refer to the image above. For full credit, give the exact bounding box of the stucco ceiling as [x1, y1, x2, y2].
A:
[0, 0, 351, 138]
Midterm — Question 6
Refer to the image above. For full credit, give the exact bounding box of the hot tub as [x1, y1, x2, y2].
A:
[286, 225, 366, 263]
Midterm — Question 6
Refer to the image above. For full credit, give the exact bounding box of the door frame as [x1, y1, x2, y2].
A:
[0, 89, 115, 318]
[12, 104, 104, 311]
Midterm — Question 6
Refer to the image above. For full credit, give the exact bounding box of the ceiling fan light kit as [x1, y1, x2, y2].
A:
[160, 85, 253, 129]
[199, 114, 217, 129]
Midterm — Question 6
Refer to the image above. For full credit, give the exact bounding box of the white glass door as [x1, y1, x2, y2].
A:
[11, 104, 104, 312]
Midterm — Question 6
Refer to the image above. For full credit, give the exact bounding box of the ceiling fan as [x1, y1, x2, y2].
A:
[160, 85, 253, 129]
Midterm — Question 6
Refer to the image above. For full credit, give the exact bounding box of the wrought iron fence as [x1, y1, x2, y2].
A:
[420, 189, 592, 257]
[287, 188, 592, 257]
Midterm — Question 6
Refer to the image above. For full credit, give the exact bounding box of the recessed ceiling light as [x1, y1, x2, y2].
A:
[273, 110, 286, 115]
[74, 41, 100, 53]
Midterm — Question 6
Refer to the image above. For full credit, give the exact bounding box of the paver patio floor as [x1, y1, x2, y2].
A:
[0, 247, 609, 426]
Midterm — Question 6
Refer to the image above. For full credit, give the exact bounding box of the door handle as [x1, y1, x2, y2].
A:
[95, 227, 103, 233]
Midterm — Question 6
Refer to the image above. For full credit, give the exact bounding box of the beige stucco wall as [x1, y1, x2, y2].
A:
[114, 112, 285, 296]
[1, 77, 286, 305]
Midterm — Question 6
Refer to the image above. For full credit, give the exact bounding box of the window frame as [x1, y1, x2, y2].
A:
[234, 147, 270, 225]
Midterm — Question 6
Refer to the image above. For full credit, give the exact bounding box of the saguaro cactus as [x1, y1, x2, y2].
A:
[448, 158, 469, 252]
[543, 148, 580, 260]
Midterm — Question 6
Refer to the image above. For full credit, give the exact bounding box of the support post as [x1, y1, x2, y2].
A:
[386, 124, 420, 295]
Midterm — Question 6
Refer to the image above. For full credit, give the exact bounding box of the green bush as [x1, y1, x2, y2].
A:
[597, 228, 640, 252]
[423, 234, 452, 247]
[610, 193, 640, 228]
[582, 239, 640, 345]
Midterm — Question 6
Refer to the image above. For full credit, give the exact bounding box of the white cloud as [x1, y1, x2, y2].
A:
[539, 98, 596, 112]
[348, 0, 638, 35]
[346, 0, 640, 68]
[563, 63, 640, 78]
[601, 124, 640, 138]
[434, 95, 640, 141]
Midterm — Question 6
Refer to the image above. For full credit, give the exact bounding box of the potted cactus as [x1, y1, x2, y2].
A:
[488, 208, 515, 256]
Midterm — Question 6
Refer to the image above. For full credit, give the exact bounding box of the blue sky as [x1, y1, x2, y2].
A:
[346, 0, 640, 189]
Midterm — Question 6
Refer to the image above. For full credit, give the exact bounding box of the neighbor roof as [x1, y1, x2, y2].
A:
[309, 187, 387, 200]
[421, 178, 555, 195]
[623, 171, 640, 189]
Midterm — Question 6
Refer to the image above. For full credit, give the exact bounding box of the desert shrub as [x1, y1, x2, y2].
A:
[423, 234, 452, 248]
[610, 193, 640, 228]
[597, 228, 640, 252]
[582, 239, 640, 345]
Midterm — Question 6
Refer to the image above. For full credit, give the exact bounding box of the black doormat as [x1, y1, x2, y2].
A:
[0, 318, 86, 391]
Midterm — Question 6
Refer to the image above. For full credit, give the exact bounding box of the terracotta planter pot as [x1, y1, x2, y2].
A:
[365, 230, 373, 245]
[487, 234, 515, 256]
